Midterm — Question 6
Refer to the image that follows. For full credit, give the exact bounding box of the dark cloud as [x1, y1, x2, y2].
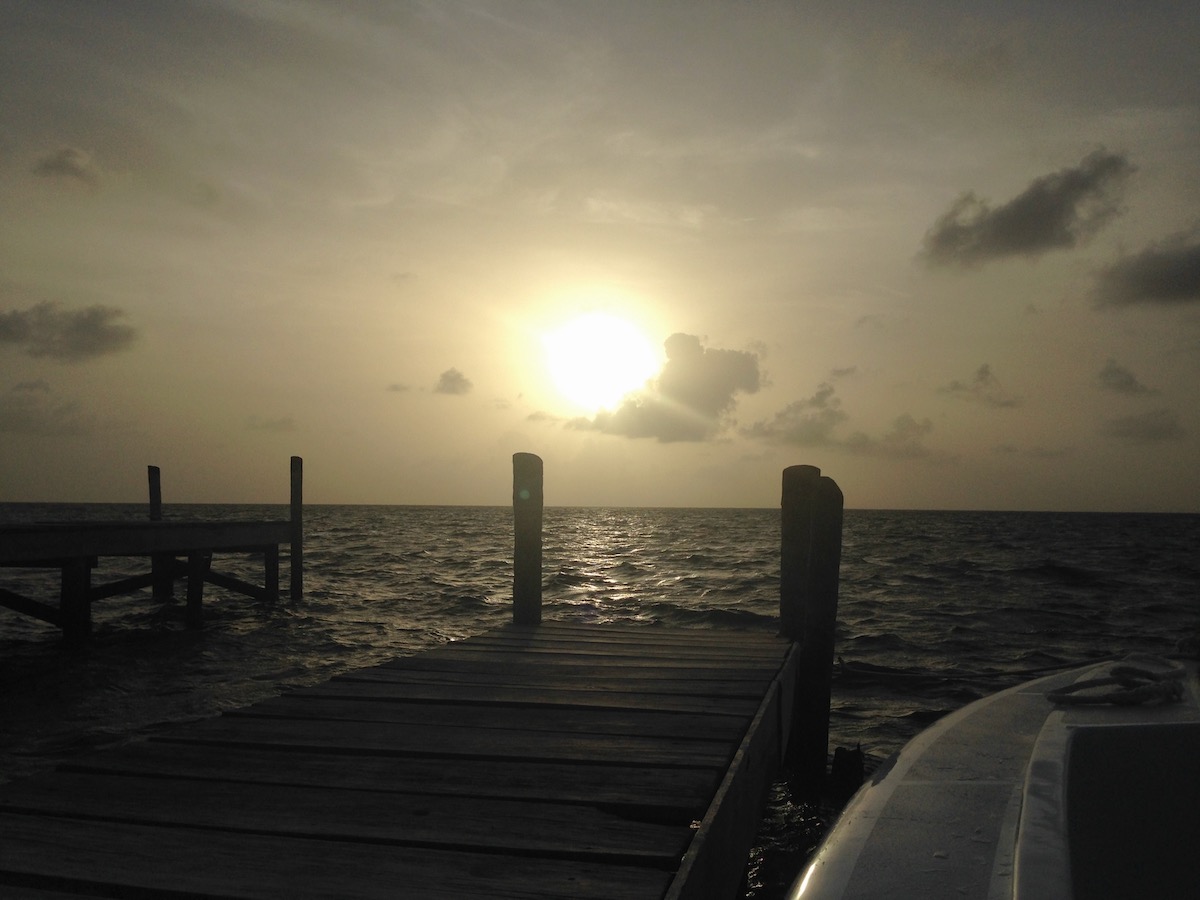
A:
[941, 363, 1021, 408]
[32, 146, 101, 187]
[579, 333, 761, 442]
[1091, 231, 1200, 307]
[921, 150, 1134, 267]
[1096, 359, 1156, 395]
[434, 368, 473, 395]
[0, 302, 137, 361]
[1100, 408, 1185, 442]
[0, 384, 94, 436]
[741, 383, 846, 446]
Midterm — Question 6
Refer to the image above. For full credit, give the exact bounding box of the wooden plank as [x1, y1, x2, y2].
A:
[0, 520, 292, 562]
[379, 652, 782, 681]
[0, 772, 690, 863]
[152, 716, 736, 768]
[228, 695, 749, 741]
[0, 813, 672, 900]
[288, 678, 761, 716]
[343, 666, 774, 700]
[0, 588, 60, 626]
[431, 637, 787, 664]
[62, 742, 719, 815]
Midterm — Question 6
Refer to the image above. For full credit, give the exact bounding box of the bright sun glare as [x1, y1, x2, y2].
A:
[543, 312, 660, 413]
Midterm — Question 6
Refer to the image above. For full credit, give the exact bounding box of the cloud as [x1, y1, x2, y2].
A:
[0, 383, 94, 436]
[0, 302, 137, 361]
[843, 414, 936, 459]
[434, 368, 473, 395]
[741, 382, 847, 446]
[1091, 230, 1200, 307]
[1100, 408, 1186, 442]
[385, 383, 411, 392]
[32, 146, 101, 187]
[744, 383, 937, 459]
[941, 363, 1021, 407]
[247, 415, 296, 432]
[921, 150, 1134, 267]
[1096, 359, 1156, 395]
[578, 333, 761, 442]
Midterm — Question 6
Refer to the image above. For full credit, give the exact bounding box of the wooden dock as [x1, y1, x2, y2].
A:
[0, 621, 798, 898]
[0, 455, 845, 898]
[0, 459, 303, 641]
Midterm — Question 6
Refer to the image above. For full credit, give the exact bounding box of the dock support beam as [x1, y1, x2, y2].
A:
[780, 464, 844, 799]
[290, 456, 304, 602]
[148, 465, 174, 600]
[512, 452, 543, 625]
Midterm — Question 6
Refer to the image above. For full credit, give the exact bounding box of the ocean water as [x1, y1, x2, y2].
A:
[2, 504, 1198, 897]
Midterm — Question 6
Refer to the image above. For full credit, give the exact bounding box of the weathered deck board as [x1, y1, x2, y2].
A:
[0, 621, 799, 899]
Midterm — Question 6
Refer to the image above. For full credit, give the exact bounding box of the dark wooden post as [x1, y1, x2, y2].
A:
[148, 466, 163, 521]
[780, 464, 844, 798]
[60, 556, 92, 644]
[186, 551, 209, 628]
[512, 452, 543, 625]
[290, 456, 303, 602]
[148, 465, 174, 600]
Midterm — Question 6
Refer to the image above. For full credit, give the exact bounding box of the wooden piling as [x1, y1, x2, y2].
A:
[512, 452, 543, 625]
[148, 465, 174, 600]
[148, 466, 163, 522]
[290, 456, 303, 602]
[780, 464, 844, 798]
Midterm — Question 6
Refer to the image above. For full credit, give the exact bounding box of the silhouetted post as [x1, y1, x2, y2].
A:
[512, 452, 543, 625]
[148, 466, 163, 521]
[780, 464, 844, 798]
[148, 465, 174, 600]
[290, 456, 303, 602]
[60, 556, 92, 644]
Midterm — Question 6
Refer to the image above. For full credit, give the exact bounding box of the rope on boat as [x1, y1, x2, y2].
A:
[1046, 654, 1187, 706]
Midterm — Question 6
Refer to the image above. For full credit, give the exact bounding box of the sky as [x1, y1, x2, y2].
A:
[2, 1, 1199, 511]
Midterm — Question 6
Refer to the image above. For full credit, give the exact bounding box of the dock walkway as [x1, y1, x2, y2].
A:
[0, 621, 798, 899]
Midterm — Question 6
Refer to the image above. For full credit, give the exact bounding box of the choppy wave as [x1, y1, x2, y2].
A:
[2, 503, 1197, 897]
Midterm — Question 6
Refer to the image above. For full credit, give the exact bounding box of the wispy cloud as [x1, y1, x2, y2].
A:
[741, 382, 846, 446]
[1100, 409, 1185, 442]
[842, 414, 936, 459]
[247, 415, 296, 432]
[744, 382, 937, 459]
[1092, 230, 1200, 307]
[576, 333, 761, 442]
[1096, 359, 1156, 395]
[32, 146, 102, 187]
[0, 383, 94, 436]
[0, 302, 137, 362]
[941, 363, 1021, 407]
[921, 150, 1133, 267]
[434, 368, 473, 395]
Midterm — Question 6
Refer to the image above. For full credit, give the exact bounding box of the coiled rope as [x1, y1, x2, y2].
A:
[1046, 654, 1188, 706]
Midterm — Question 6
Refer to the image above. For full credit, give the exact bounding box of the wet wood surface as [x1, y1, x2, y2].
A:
[0, 621, 798, 899]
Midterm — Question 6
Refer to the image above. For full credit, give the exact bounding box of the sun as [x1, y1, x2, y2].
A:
[543, 312, 660, 413]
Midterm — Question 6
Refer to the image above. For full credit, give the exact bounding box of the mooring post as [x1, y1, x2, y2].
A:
[60, 556, 93, 644]
[512, 452, 543, 625]
[148, 465, 175, 600]
[148, 466, 163, 521]
[290, 456, 303, 602]
[780, 464, 844, 798]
